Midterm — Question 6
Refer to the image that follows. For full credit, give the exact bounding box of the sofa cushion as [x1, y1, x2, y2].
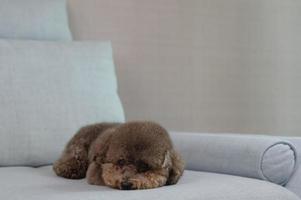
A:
[0, 39, 125, 167]
[0, 166, 299, 200]
[0, 0, 72, 40]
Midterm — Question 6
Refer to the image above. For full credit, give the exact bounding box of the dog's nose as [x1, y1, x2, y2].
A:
[120, 181, 133, 190]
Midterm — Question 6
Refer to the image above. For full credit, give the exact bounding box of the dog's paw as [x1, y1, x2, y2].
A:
[53, 159, 86, 179]
[125, 172, 166, 190]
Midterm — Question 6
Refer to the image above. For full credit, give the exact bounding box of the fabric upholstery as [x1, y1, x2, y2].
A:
[0, 0, 71, 40]
[170, 132, 297, 185]
[0, 166, 299, 200]
[0, 39, 125, 167]
[286, 137, 301, 198]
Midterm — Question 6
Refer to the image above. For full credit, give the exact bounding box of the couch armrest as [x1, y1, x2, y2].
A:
[285, 137, 301, 198]
[169, 131, 298, 186]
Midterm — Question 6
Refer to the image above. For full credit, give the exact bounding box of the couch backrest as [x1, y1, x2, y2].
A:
[285, 137, 301, 198]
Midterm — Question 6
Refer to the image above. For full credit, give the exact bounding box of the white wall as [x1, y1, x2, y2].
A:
[68, 0, 301, 136]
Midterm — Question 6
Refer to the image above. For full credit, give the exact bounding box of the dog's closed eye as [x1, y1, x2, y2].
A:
[136, 160, 150, 173]
[117, 159, 126, 166]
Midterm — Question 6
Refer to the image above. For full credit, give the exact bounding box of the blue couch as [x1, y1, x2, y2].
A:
[0, 132, 300, 200]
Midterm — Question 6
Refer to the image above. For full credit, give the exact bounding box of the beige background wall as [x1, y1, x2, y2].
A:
[68, 0, 301, 136]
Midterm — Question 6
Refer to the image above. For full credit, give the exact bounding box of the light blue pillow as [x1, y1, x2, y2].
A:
[0, 39, 125, 166]
[0, 0, 72, 40]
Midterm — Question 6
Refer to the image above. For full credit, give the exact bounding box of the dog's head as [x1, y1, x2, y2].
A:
[88, 121, 183, 190]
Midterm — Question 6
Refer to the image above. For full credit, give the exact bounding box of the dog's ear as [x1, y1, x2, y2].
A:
[86, 161, 105, 185]
[86, 131, 114, 186]
[88, 128, 114, 164]
[166, 149, 185, 185]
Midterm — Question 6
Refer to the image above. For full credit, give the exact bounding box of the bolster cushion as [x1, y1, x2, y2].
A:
[171, 132, 298, 185]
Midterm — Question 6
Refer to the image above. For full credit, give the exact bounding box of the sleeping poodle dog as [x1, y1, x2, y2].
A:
[53, 121, 184, 190]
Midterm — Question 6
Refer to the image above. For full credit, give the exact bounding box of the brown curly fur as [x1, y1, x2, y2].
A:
[53, 121, 184, 190]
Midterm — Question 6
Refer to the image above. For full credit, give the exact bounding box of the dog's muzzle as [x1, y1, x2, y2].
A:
[120, 181, 133, 190]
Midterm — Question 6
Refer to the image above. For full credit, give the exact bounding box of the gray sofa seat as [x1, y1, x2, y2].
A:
[0, 166, 299, 200]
